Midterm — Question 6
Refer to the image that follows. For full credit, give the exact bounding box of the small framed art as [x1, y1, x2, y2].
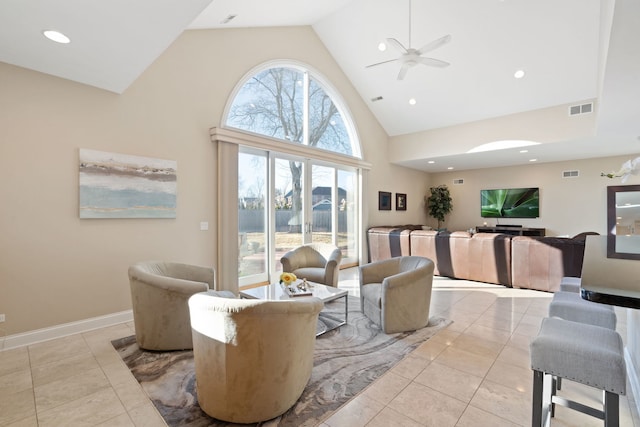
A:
[396, 193, 407, 211]
[378, 191, 392, 210]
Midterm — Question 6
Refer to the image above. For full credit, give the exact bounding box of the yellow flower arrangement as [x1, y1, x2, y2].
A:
[279, 272, 297, 285]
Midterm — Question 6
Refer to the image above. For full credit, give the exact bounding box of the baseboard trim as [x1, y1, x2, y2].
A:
[625, 347, 640, 419]
[0, 310, 133, 351]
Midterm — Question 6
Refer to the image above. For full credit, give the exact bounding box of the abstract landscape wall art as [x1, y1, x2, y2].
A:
[79, 149, 177, 219]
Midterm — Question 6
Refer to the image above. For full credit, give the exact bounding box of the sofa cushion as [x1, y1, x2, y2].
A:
[511, 235, 589, 292]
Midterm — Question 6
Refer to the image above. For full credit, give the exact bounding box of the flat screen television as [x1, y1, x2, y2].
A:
[481, 187, 539, 218]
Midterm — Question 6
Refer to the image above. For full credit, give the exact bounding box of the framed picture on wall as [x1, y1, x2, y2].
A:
[378, 191, 392, 210]
[396, 193, 407, 211]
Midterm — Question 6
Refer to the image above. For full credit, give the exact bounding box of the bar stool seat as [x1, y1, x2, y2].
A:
[549, 291, 616, 330]
[530, 317, 626, 426]
[559, 276, 581, 293]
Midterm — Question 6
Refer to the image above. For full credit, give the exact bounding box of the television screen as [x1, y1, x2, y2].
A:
[481, 187, 539, 218]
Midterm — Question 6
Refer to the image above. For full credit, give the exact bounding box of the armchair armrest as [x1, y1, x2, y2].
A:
[129, 267, 210, 294]
[281, 250, 300, 272]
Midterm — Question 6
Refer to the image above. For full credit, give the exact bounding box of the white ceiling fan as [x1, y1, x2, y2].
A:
[366, 0, 452, 81]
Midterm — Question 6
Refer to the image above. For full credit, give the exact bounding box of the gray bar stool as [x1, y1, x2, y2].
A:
[549, 291, 616, 330]
[559, 276, 581, 293]
[530, 317, 626, 427]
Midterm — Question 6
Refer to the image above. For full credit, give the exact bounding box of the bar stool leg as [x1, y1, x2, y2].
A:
[532, 370, 544, 427]
[604, 391, 619, 427]
[551, 376, 557, 417]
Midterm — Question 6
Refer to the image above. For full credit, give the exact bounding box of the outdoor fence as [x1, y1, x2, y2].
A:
[239, 209, 349, 233]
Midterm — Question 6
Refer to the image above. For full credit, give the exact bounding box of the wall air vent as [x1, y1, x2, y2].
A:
[562, 170, 580, 178]
[371, 96, 383, 102]
[453, 178, 464, 185]
[569, 103, 593, 116]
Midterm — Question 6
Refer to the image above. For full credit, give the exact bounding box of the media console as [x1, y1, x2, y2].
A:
[476, 226, 545, 237]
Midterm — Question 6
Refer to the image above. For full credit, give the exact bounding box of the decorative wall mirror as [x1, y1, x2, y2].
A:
[607, 185, 640, 260]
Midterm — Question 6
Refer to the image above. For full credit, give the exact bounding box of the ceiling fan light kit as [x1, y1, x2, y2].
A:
[366, 0, 451, 80]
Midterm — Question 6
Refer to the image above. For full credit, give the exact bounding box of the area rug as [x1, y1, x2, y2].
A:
[112, 296, 451, 426]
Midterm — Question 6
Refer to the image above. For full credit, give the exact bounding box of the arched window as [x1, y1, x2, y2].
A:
[224, 62, 361, 158]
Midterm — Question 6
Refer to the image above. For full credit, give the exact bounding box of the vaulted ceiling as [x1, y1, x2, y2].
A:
[1, 0, 639, 171]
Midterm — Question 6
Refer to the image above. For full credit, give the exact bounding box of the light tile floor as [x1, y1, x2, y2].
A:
[1, 268, 638, 426]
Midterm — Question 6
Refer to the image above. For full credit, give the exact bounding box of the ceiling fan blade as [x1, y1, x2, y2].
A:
[386, 38, 408, 54]
[416, 34, 452, 55]
[365, 58, 399, 68]
[397, 63, 410, 80]
[417, 57, 450, 68]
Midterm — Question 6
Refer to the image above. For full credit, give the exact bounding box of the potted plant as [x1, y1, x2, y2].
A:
[426, 185, 453, 230]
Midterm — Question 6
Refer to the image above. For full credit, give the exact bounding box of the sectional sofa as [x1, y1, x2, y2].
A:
[366, 226, 596, 292]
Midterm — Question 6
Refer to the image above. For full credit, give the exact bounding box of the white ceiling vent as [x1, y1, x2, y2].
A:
[568, 103, 593, 116]
[562, 170, 580, 178]
[453, 178, 464, 185]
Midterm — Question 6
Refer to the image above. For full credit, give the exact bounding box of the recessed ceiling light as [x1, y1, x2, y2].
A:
[409, 98, 417, 105]
[447, 166, 454, 170]
[529, 158, 537, 162]
[378, 42, 387, 52]
[514, 69, 525, 79]
[43, 30, 70, 44]
[428, 160, 435, 164]
[520, 149, 529, 153]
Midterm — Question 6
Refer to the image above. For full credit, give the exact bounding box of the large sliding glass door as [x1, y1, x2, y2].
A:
[238, 148, 359, 288]
[273, 156, 306, 274]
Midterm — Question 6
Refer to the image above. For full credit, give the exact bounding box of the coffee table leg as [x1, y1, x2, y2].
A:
[316, 293, 348, 337]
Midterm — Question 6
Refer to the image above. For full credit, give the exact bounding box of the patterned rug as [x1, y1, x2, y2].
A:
[112, 296, 451, 426]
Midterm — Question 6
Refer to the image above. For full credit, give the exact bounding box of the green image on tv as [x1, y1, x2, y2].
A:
[481, 188, 539, 218]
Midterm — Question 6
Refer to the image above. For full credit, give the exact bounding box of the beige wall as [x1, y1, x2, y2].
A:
[0, 26, 428, 336]
[388, 102, 597, 163]
[426, 155, 640, 235]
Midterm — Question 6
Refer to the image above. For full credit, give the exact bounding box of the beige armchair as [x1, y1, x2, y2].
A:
[188, 292, 323, 424]
[128, 261, 217, 351]
[281, 243, 342, 287]
[359, 256, 435, 334]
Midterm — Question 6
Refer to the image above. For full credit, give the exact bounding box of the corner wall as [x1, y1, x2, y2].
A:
[0, 26, 427, 337]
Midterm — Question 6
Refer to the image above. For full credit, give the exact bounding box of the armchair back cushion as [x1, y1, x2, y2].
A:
[189, 293, 323, 423]
[128, 261, 215, 350]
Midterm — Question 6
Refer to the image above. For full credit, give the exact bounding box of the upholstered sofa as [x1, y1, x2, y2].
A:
[366, 225, 424, 262]
[511, 234, 596, 292]
[369, 226, 595, 291]
[410, 231, 512, 286]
